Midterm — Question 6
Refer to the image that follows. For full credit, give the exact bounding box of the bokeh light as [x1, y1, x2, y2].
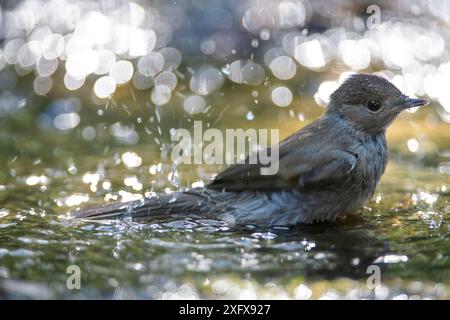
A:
[94, 76, 116, 99]
[271, 86, 293, 107]
[0, 0, 448, 120]
[183, 95, 207, 114]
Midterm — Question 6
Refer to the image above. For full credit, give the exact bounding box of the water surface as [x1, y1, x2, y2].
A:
[0, 111, 449, 299]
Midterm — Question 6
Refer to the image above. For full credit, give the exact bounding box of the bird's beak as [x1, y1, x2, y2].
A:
[402, 97, 429, 109]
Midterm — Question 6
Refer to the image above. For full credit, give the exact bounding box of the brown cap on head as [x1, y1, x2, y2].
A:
[327, 74, 428, 133]
[329, 74, 405, 107]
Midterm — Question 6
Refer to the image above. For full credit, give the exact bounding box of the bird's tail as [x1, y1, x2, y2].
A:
[72, 189, 217, 221]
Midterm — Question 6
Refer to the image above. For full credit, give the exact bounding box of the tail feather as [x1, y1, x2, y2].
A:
[72, 200, 141, 220]
[72, 189, 219, 221]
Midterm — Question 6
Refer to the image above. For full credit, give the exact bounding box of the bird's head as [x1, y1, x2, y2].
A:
[327, 74, 428, 133]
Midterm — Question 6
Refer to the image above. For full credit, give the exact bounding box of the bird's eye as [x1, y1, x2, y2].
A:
[366, 99, 382, 112]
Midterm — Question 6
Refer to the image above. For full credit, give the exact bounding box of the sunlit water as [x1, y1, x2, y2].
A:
[1, 0, 450, 299]
[0, 110, 449, 300]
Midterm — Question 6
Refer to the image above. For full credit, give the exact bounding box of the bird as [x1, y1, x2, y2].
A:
[73, 74, 429, 226]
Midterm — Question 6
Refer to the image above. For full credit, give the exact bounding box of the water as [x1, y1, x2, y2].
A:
[1, 0, 450, 300]
[0, 108, 449, 300]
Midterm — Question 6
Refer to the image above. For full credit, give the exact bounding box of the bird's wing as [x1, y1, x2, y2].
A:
[208, 120, 358, 191]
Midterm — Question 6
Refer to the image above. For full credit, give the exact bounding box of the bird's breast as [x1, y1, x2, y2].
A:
[352, 134, 388, 196]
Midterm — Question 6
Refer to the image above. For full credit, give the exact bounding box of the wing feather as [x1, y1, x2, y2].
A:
[208, 119, 358, 191]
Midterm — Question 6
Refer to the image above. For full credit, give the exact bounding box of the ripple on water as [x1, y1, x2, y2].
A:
[374, 254, 408, 264]
[0, 222, 17, 229]
[251, 232, 277, 240]
[0, 248, 42, 258]
[417, 211, 443, 229]
[1, 141, 450, 299]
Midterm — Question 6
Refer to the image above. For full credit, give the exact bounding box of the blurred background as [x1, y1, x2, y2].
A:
[1, 0, 450, 184]
[0, 0, 449, 299]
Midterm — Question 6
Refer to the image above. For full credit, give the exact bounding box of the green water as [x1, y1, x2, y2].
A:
[0, 105, 449, 300]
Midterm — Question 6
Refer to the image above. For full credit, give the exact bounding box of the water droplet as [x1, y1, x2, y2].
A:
[109, 60, 134, 85]
[260, 29, 271, 40]
[94, 76, 116, 99]
[227, 60, 265, 86]
[190, 66, 224, 95]
[295, 39, 327, 69]
[158, 47, 182, 71]
[95, 50, 116, 75]
[407, 138, 420, 153]
[155, 71, 177, 90]
[151, 85, 171, 105]
[33, 76, 53, 95]
[269, 55, 296, 80]
[36, 57, 58, 77]
[64, 73, 85, 91]
[138, 52, 164, 77]
[18, 41, 41, 68]
[66, 50, 99, 78]
[200, 39, 216, 55]
[183, 95, 206, 114]
[41, 33, 65, 60]
[54, 113, 80, 130]
[271, 86, 293, 107]
[121, 152, 142, 168]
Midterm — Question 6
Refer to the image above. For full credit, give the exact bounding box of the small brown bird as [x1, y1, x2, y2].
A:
[74, 74, 428, 226]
